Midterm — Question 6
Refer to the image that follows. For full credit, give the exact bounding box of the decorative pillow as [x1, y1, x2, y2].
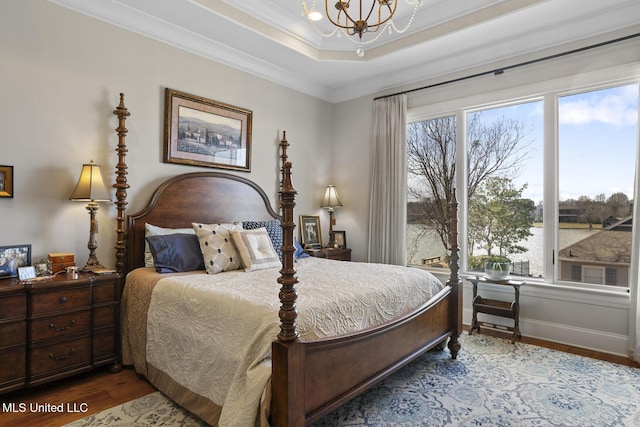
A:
[230, 228, 282, 272]
[144, 223, 196, 268]
[242, 219, 283, 261]
[294, 237, 310, 261]
[146, 233, 204, 273]
[192, 222, 242, 274]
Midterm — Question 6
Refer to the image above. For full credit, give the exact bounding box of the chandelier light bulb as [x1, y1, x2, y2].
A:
[308, 10, 322, 21]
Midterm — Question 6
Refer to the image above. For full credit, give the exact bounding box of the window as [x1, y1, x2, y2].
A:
[406, 116, 456, 267]
[466, 101, 543, 278]
[407, 83, 639, 291]
[557, 85, 638, 288]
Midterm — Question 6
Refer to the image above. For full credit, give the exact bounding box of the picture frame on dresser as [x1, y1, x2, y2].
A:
[332, 230, 347, 249]
[164, 88, 252, 172]
[0, 244, 31, 279]
[299, 215, 322, 248]
[0, 165, 13, 198]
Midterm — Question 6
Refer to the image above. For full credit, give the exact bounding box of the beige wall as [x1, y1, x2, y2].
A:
[0, 0, 333, 267]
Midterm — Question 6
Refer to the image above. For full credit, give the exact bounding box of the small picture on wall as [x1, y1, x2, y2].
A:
[299, 215, 322, 248]
[0, 165, 13, 198]
[0, 244, 31, 279]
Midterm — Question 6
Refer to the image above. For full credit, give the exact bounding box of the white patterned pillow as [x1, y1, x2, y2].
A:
[144, 223, 196, 268]
[231, 228, 282, 272]
[192, 222, 242, 274]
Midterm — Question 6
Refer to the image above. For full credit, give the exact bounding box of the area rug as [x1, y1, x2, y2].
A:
[64, 334, 640, 427]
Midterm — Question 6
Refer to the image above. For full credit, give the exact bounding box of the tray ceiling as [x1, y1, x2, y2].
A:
[49, 0, 640, 103]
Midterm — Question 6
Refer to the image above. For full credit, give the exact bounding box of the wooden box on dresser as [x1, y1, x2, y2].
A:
[0, 272, 122, 394]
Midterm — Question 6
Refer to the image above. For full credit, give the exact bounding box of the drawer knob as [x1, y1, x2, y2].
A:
[59, 296, 69, 303]
[49, 348, 75, 361]
[49, 319, 76, 332]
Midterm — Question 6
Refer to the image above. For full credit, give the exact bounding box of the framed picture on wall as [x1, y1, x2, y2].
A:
[332, 230, 347, 249]
[0, 244, 31, 279]
[0, 165, 13, 198]
[164, 88, 253, 172]
[299, 215, 322, 248]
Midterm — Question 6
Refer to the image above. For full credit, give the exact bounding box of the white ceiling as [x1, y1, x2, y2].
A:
[49, 0, 640, 103]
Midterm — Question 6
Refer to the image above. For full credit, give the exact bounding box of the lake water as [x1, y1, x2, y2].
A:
[407, 225, 599, 277]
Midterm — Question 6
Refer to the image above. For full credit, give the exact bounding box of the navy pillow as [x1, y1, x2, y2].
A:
[146, 233, 204, 273]
[294, 237, 310, 261]
[242, 219, 283, 261]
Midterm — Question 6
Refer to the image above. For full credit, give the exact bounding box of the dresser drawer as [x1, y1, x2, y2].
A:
[30, 287, 90, 315]
[0, 294, 26, 319]
[29, 336, 91, 377]
[0, 320, 26, 348]
[93, 281, 117, 303]
[30, 310, 91, 341]
[93, 329, 116, 360]
[93, 304, 116, 329]
[0, 346, 26, 389]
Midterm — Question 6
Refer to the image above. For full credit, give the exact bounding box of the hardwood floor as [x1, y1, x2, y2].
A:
[1, 331, 637, 427]
[0, 367, 156, 427]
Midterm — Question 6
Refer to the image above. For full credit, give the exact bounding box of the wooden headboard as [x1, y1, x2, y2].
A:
[125, 172, 279, 274]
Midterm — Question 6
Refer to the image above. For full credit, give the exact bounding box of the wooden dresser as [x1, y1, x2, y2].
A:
[0, 272, 121, 394]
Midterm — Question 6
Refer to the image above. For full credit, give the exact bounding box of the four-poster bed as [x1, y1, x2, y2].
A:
[113, 93, 462, 427]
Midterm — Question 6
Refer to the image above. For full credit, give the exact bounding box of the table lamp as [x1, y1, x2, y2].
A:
[70, 160, 111, 272]
[321, 184, 343, 247]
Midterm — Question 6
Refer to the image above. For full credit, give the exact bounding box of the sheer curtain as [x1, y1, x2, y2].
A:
[367, 94, 407, 265]
[630, 90, 640, 362]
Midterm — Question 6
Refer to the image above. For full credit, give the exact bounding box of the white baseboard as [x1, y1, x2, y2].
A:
[462, 307, 630, 357]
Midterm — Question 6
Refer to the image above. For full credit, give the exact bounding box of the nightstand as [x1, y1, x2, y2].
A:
[0, 271, 122, 394]
[305, 247, 352, 261]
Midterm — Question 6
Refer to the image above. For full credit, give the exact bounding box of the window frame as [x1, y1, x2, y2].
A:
[407, 72, 639, 295]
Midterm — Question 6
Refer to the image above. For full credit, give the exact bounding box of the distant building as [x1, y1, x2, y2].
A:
[558, 217, 632, 287]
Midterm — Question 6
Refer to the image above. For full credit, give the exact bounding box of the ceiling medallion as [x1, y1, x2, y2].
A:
[302, 0, 422, 57]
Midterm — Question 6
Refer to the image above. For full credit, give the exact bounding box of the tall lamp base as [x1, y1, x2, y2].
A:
[80, 202, 106, 272]
[326, 209, 335, 248]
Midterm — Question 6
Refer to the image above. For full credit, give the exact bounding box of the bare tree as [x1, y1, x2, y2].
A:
[407, 111, 532, 252]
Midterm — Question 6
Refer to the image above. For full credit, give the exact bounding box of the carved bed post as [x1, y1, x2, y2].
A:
[272, 134, 303, 427]
[446, 188, 462, 358]
[277, 134, 298, 342]
[113, 93, 130, 276]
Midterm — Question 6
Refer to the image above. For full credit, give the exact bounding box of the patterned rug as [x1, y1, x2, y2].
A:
[64, 334, 640, 427]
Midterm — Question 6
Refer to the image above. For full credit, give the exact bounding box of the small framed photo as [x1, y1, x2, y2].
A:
[164, 88, 252, 172]
[0, 244, 32, 279]
[299, 215, 322, 248]
[18, 266, 37, 282]
[332, 230, 347, 249]
[0, 165, 13, 198]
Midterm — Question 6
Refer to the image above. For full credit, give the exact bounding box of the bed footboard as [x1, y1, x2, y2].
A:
[271, 282, 460, 426]
[272, 134, 462, 427]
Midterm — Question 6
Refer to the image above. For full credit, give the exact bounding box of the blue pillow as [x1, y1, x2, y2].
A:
[146, 233, 204, 273]
[294, 237, 309, 261]
[243, 219, 283, 261]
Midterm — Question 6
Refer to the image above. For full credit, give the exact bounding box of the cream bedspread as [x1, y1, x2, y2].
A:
[122, 257, 444, 427]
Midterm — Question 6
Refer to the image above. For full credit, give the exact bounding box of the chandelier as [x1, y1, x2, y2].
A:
[302, 0, 422, 57]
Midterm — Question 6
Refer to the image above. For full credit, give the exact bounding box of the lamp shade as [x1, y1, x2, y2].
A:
[69, 160, 111, 202]
[321, 185, 343, 209]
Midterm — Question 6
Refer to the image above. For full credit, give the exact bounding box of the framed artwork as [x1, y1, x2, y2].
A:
[164, 88, 252, 172]
[0, 165, 13, 198]
[0, 244, 31, 279]
[332, 230, 347, 249]
[299, 215, 322, 248]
